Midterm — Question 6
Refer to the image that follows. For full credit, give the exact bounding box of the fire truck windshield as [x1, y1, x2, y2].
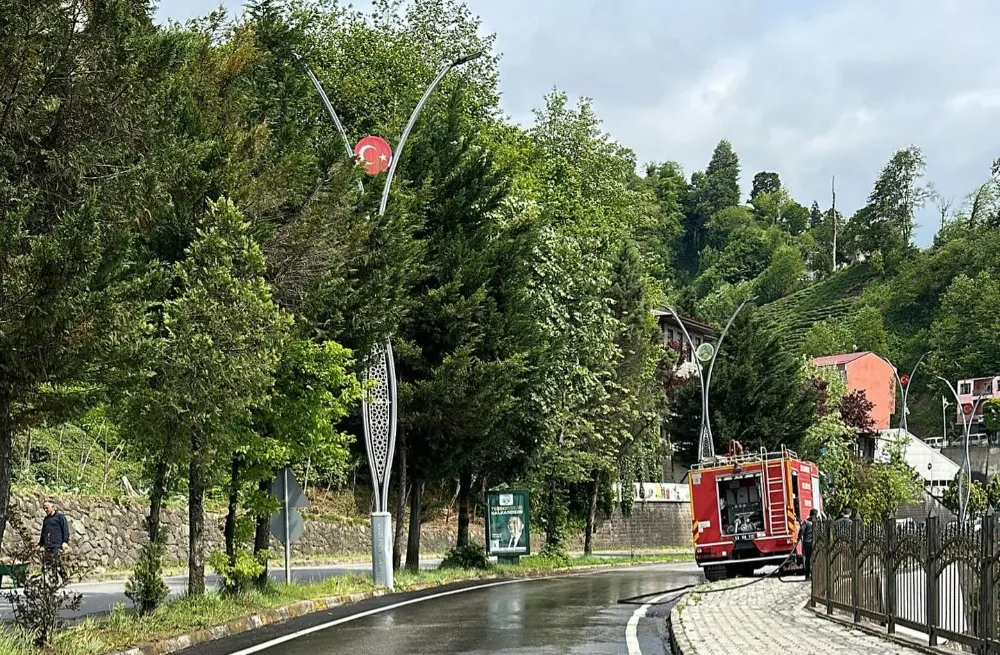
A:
[717, 475, 764, 537]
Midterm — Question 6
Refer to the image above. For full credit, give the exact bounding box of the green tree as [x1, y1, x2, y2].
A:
[929, 272, 1000, 380]
[845, 146, 930, 265]
[750, 171, 781, 201]
[127, 200, 289, 596]
[810, 201, 824, 230]
[682, 140, 741, 273]
[0, 0, 179, 546]
[942, 473, 988, 518]
[755, 244, 805, 303]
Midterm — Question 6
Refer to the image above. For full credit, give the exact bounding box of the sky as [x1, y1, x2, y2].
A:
[156, 1, 1000, 247]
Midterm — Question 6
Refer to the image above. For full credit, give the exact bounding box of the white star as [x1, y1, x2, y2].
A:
[379, 153, 388, 162]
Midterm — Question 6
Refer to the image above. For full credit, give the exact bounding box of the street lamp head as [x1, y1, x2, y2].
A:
[451, 51, 484, 66]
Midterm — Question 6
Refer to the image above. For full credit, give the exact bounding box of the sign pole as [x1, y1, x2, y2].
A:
[283, 468, 291, 585]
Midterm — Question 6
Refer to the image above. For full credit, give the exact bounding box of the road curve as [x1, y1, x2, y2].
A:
[186, 562, 703, 655]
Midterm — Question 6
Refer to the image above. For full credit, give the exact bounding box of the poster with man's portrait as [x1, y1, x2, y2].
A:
[486, 490, 530, 556]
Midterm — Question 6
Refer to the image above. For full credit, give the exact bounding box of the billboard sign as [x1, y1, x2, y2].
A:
[485, 489, 530, 556]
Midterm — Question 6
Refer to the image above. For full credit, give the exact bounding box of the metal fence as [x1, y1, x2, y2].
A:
[810, 516, 998, 652]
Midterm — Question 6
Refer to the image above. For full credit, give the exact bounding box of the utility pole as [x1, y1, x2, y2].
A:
[831, 175, 837, 273]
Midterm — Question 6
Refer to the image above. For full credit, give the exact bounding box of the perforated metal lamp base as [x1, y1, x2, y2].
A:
[371, 511, 393, 590]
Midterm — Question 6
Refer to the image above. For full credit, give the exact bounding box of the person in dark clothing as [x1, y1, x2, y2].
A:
[798, 508, 818, 580]
[39, 501, 69, 583]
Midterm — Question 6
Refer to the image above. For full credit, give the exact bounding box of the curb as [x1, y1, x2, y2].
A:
[667, 593, 695, 654]
[805, 606, 952, 655]
[106, 561, 671, 655]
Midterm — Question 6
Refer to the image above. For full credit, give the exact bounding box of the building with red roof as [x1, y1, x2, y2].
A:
[812, 351, 897, 431]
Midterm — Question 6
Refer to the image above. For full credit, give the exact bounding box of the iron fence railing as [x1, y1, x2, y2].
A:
[811, 516, 997, 652]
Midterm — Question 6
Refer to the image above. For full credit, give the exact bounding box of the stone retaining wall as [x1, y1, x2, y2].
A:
[3, 493, 459, 571]
[2, 493, 692, 571]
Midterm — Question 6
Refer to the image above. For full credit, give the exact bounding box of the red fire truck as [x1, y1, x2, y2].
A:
[688, 445, 823, 581]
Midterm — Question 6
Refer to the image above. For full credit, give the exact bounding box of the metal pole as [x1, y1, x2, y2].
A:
[938, 377, 985, 521]
[942, 396, 949, 445]
[300, 52, 482, 590]
[664, 298, 751, 462]
[283, 468, 291, 585]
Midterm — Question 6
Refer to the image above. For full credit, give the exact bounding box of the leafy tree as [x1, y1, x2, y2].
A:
[755, 244, 805, 303]
[126, 200, 289, 596]
[810, 201, 824, 230]
[984, 399, 1000, 436]
[929, 272, 1000, 381]
[943, 473, 988, 518]
[682, 140, 740, 272]
[839, 390, 877, 435]
[750, 172, 781, 201]
[845, 146, 931, 265]
[0, 0, 178, 546]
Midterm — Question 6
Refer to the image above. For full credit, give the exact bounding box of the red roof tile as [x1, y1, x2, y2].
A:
[811, 352, 871, 367]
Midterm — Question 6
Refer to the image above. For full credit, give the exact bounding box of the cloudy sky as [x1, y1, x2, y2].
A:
[157, 1, 1000, 247]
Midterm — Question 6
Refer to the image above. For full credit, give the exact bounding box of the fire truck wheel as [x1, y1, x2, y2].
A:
[704, 564, 728, 582]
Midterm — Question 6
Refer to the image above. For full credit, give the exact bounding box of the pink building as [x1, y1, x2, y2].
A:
[812, 352, 897, 431]
[956, 376, 1000, 429]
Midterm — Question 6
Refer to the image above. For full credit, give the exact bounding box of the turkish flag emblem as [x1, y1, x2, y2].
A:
[354, 136, 392, 175]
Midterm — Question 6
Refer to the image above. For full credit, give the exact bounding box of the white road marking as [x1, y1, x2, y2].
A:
[227, 562, 693, 655]
[229, 577, 540, 655]
[625, 591, 678, 655]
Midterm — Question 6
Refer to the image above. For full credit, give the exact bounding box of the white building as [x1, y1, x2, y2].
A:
[874, 429, 960, 498]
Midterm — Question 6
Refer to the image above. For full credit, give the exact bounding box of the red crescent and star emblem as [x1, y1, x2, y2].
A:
[900, 375, 909, 387]
[354, 136, 392, 175]
[963, 403, 974, 415]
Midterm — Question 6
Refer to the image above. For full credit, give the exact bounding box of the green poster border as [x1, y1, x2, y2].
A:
[484, 489, 531, 556]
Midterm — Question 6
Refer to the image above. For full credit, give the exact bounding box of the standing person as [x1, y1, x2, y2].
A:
[798, 509, 818, 580]
[834, 507, 853, 534]
[39, 501, 70, 583]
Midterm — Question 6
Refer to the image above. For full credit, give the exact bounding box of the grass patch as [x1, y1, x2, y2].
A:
[0, 552, 691, 655]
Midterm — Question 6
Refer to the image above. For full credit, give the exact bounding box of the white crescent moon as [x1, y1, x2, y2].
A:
[357, 144, 376, 160]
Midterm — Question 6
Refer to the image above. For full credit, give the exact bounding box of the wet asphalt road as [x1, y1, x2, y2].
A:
[187, 562, 703, 655]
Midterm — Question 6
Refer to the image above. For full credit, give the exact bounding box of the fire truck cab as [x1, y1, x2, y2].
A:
[688, 445, 822, 581]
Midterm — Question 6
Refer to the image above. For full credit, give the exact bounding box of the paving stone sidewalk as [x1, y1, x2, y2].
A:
[670, 577, 924, 654]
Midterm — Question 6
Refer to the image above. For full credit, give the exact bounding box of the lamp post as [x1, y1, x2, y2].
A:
[942, 396, 952, 446]
[664, 298, 751, 462]
[301, 52, 483, 590]
[938, 376, 985, 522]
[888, 353, 925, 441]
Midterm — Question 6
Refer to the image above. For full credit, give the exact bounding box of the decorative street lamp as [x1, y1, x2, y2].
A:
[664, 298, 751, 462]
[889, 353, 926, 439]
[300, 52, 483, 590]
[938, 376, 985, 522]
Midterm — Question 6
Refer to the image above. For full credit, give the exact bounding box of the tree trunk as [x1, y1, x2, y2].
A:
[392, 430, 408, 571]
[457, 471, 472, 548]
[405, 480, 424, 573]
[0, 390, 13, 552]
[147, 457, 168, 543]
[253, 476, 271, 587]
[188, 430, 207, 597]
[224, 456, 241, 564]
[584, 469, 600, 556]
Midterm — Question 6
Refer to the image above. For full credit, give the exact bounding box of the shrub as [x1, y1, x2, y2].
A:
[536, 543, 570, 565]
[209, 549, 267, 594]
[125, 536, 169, 614]
[439, 544, 490, 570]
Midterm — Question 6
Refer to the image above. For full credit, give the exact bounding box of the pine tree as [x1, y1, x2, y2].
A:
[810, 201, 824, 230]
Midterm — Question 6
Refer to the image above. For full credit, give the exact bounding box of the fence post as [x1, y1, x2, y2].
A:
[825, 520, 833, 615]
[884, 516, 896, 634]
[851, 517, 861, 623]
[926, 516, 939, 647]
[981, 512, 996, 650]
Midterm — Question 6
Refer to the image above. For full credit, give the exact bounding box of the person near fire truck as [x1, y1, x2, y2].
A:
[797, 508, 818, 580]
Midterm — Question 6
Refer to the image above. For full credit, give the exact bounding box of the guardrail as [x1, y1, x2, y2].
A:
[810, 516, 996, 651]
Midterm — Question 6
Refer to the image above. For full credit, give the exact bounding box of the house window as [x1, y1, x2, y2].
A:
[960, 382, 972, 395]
